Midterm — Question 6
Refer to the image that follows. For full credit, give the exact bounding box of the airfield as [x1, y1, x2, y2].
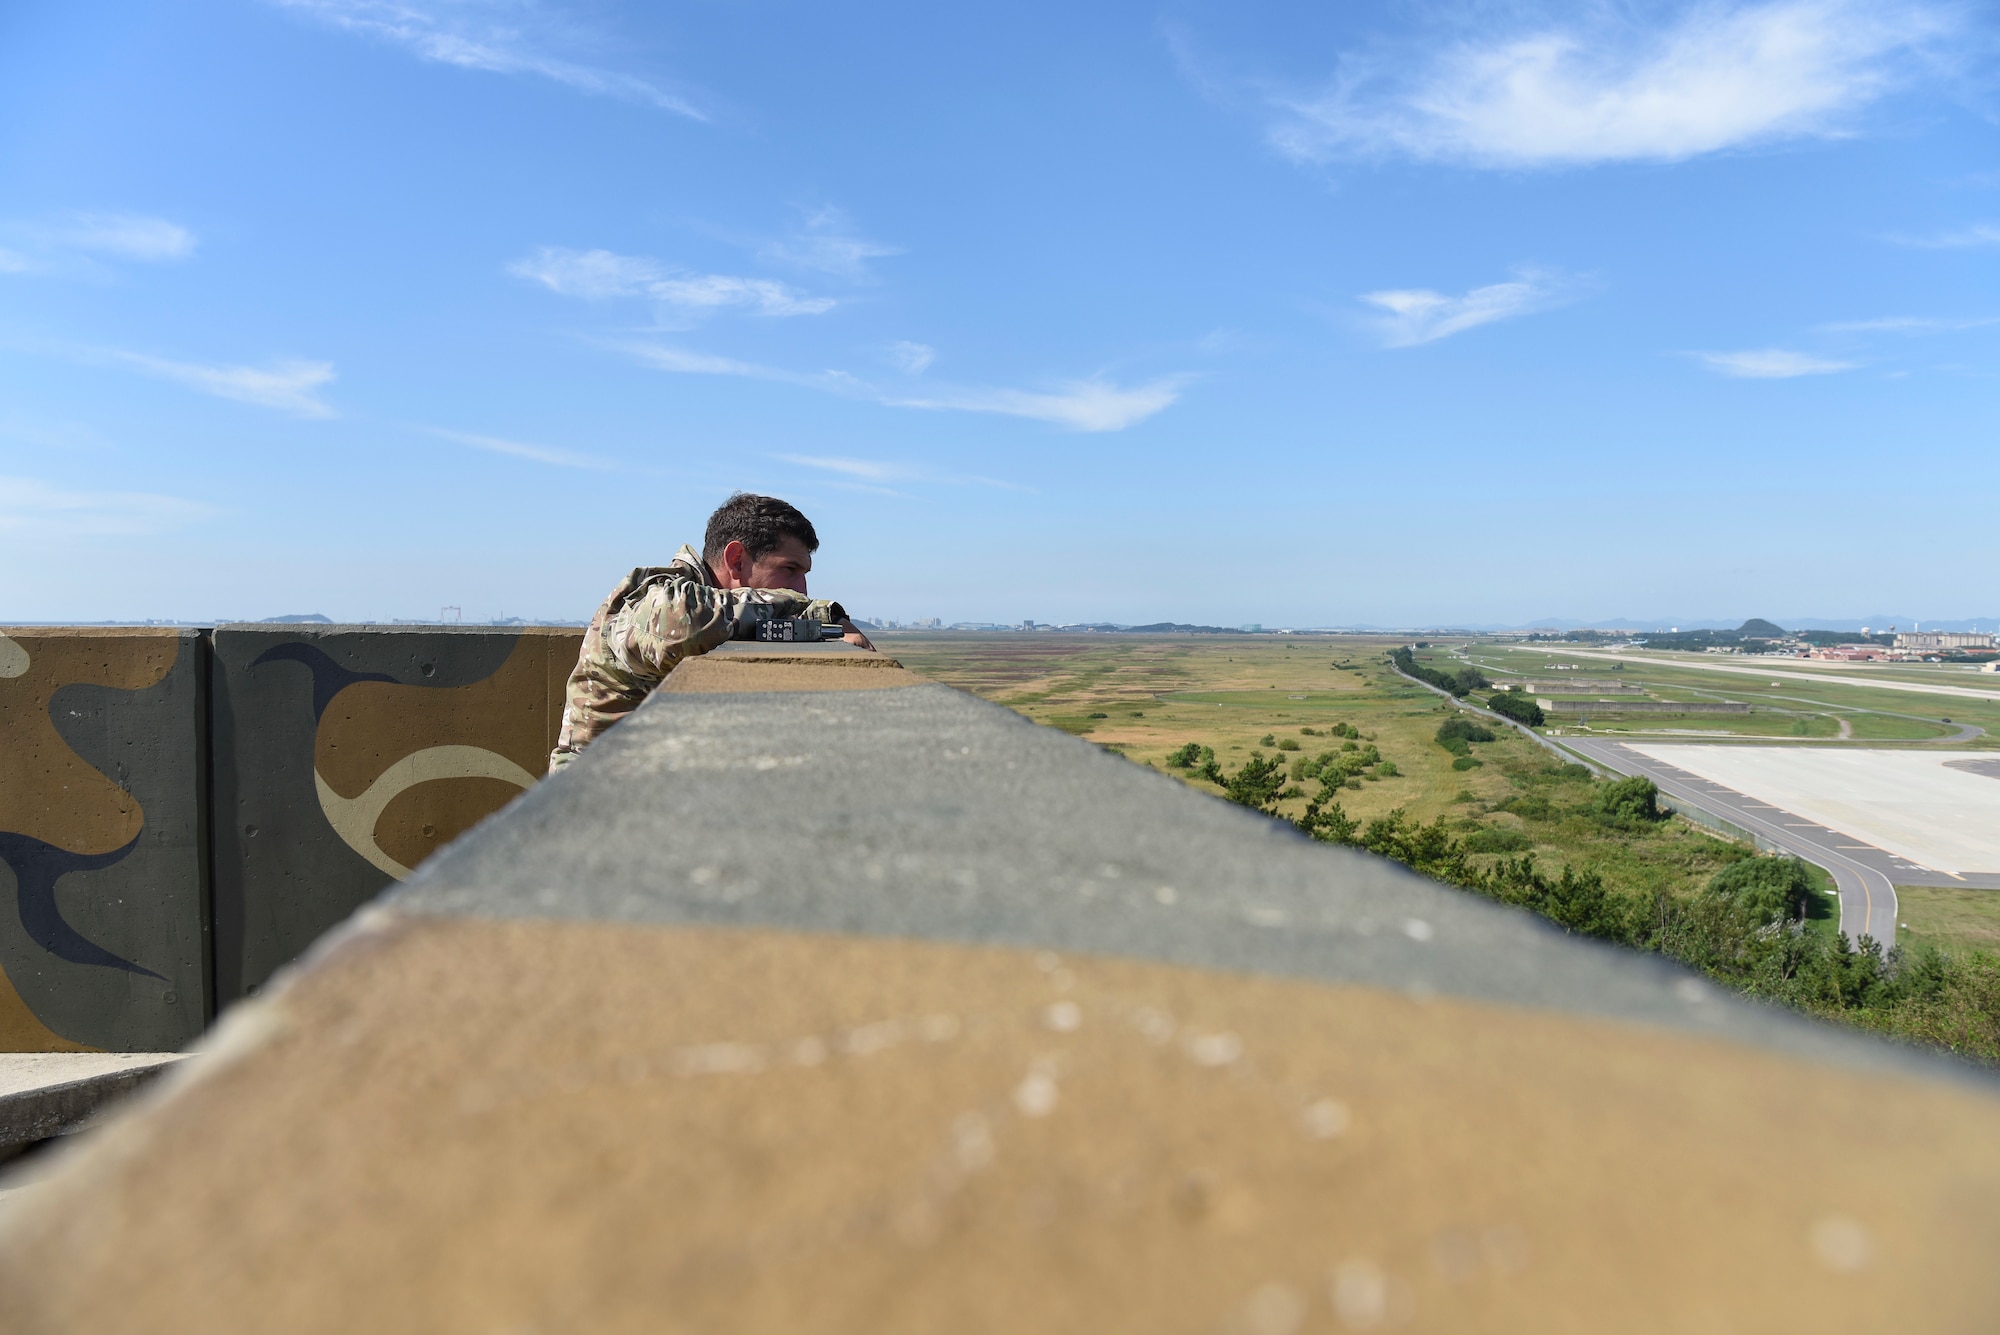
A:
[1628, 746, 2000, 880]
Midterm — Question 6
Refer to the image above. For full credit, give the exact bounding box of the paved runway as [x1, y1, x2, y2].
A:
[1554, 649, 2000, 706]
[1629, 745, 2000, 878]
[1559, 738, 1923, 945]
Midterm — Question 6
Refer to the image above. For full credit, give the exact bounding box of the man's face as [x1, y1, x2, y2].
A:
[717, 535, 812, 595]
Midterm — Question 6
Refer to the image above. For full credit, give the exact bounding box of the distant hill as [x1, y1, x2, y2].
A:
[1737, 618, 1788, 637]
[1113, 622, 1247, 634]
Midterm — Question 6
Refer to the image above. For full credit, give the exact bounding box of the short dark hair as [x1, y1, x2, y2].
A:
[702, 492, 819, 564]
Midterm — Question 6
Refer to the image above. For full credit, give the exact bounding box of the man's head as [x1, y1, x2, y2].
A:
[702, 493, 819, 594]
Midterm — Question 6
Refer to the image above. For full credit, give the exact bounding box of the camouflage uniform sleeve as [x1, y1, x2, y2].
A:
[598, 582, 825, 677]
[549, 577, 846, 773]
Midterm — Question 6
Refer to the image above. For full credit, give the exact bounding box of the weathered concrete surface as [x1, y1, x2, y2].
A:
[209, 625, 581, 1001]
[664, 642, 922, 693]
[0, 628, 209, 1051]
[390, 682, 1958, 1069]
[2, 652, 1997, 1332]
[0, 1052, 188, 1155]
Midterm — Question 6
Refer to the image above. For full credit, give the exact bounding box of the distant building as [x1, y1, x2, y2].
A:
[1894, 631, 1995, 653]
[1810, 645, 1891, 661]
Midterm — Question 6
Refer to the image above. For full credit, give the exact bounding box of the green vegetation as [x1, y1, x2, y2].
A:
[1290, 804, 1998, 1061]
[1594, 775, 1666, 828]
[1456, 639, 2000, 748]
[884, 631, 2000, 1065]
[1486, 688, 1545, 727]
[1894, 886, 2000, 958]
[1392, 646, 1488, 696]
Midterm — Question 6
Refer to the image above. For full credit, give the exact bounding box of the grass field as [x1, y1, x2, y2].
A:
[1896, 885, 2000, 957]
[1456, 643, 1998, 747]
[880, 632, 1758, 903]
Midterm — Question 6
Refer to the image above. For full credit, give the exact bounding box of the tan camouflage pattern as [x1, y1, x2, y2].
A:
[550, 545, 843, 771]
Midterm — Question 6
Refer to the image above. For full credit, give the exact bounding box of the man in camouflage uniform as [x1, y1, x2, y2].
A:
[549, 493, 873, 771]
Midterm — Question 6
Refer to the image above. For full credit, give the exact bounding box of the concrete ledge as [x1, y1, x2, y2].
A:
[0, 1053, 188, 1157]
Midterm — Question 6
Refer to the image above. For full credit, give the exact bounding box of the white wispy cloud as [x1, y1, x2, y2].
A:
[779, 455, 901, 481]
[1269, 0, 1952, 168]
[616, 342, 782, 379]
[428, 428, 615, 470]
[1, 212, 197, 276]
[760, 209, 902, 278]
[1692, 348, 1858, 377]
[270, 0, 703, 118]
[0, 476, 215, 536]
[509, 247, 834, 317]
[48, 213, 197, 261]
[618, 341, 1181, 432]
[1816, 315, 1998, 333]
[102, 350, 338, 416]
[1885, 222, 2000, 248]
[777, 454, 1035, 494]
[888, 341, 935, 374]
[1359, 268, 1574, 346]
[882, 379, 1184, 432]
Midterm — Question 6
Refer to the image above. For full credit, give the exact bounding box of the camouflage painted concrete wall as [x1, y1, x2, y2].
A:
[210, 627, 580, 1002]
[0, 629, 209, 1053]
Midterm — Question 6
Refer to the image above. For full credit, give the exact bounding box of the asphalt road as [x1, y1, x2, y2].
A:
[1559, 738, 1906, 945]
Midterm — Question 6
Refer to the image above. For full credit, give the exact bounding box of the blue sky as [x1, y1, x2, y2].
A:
[2, 0, 1996, 627]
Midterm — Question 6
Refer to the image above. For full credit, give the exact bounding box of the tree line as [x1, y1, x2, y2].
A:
[1167, 739, 2000, 1063]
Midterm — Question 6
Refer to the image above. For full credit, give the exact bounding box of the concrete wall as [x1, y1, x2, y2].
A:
[210, 626, 581, 1002]
[1544, 699, 1750, 714]
[1519, 679, 1643, 694]
[0, 630, 209, 1053]
[0, 626, 583, 1049]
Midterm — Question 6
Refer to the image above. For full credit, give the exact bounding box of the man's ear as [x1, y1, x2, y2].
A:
[720, 539, 749, 586]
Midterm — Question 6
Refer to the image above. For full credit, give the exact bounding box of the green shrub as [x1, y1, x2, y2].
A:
[1436, 718, 1495, 748]
[1452, 755, 1482, 770]
[1595, 776, 1666, 827]
[1465, 826, 1532, 853]
[1165, 742, 1203, 768]
[1705, 857, 1814, 925]
[1276, 737, 1301, 751]
[1376, 761, 1399, 777]
[1503, 794, 1554, 821]
[1087, 712, 1108, 719]
[1260, 733, 1276, 746]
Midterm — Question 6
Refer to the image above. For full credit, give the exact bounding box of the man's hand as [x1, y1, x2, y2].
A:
[839, 619, 875, 651]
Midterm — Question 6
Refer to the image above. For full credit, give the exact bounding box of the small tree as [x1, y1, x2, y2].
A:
[1222, 753, 1292, 813]
[1595, 776, 1666, 827]
[1705, 857, 1814, 926]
